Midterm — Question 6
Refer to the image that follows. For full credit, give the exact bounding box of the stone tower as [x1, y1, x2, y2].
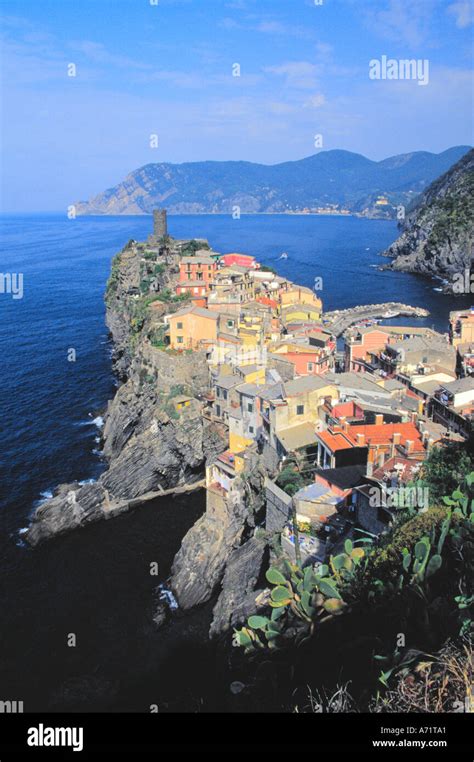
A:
[153, 208, 167, 239]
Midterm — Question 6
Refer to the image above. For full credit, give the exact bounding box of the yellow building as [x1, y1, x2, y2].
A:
[236, 364, 265, 384]
[173, 395, 192, 412]
[229, 419, 254, 453]
[280, 286, 322, 311]
[206, 449, 246, 494]
[263, 375, 338, 456]
[281, 302, 321, 324]
[167, 305, 218, 350]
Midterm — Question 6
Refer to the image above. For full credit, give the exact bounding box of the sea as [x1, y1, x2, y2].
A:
[0, 212, 472, 711]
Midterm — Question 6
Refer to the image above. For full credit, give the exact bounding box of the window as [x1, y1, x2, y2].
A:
[216, 404, 221, 417]
[307, 362, 314, 372]
[227, 319, 234, 328]
[247, 403, 253, 412]
[216, 387, 221, 397]
[223, 390, 228, 400]
[296, 404, 304, 415]
[194, 288, 199, 294]
[177, 336, 183, 344]
[177, 322, 183, 330]
[249, 426, 254, 434]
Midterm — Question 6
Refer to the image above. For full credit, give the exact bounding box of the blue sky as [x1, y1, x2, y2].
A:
[1, 0, 473, 211]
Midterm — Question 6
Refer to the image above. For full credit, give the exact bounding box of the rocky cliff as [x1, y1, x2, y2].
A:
[26, 235, 227, 546]
[381, 148, 474, 288]
[170, 448, 272, 637]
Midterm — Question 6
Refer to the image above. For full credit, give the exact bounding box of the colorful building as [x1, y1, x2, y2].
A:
[315, 420, 425, 470]
[270, 341, 334, 375]
[280, 302, 322, 325]
[179, 254, 217, 284]
[220, 253, 258, 269]
[167, 305, 218, 350]
[175, 281, 208, 298]
[450, 308, 474, 348]
[280, 286, 322, 310]
[173, 395, 193, 412]
[344, 327, 393, 373]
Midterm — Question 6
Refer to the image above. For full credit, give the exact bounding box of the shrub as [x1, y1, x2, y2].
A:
[276, 465, 304, 496]
[420, 443, 473, 503]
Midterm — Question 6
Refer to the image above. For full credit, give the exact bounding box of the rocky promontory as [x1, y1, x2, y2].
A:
[25, 224, 269, 639]
[26, 234, 228, 546]
[381, 148, 474, 289]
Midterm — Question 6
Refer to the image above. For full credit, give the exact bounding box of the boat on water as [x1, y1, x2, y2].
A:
[279, 252, 288, 259]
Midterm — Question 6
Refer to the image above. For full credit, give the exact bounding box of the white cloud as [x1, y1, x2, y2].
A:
[447, 1, 473, 28]
[303, 93, 326, 108]
[69, 40, 151, 70]
[264, 61, 320, 89]
[363, 0, 439, 48]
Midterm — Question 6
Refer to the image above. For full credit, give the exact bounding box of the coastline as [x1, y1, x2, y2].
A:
[24, 232, 429, 547]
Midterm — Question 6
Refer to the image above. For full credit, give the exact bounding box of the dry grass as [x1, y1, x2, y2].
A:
[293, 683, 358, 713]
[371, 638, 472, 713]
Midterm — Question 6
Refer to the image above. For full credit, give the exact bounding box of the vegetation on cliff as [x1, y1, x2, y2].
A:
[383, 148, 474, 286]
[233, 446, 473, 712]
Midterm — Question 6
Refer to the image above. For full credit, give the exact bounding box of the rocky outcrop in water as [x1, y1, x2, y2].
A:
[209, 535, 269, 637]
[26, 234, 227, 546]
[382, 149, 474, 289]
[170, 449, 270, 636]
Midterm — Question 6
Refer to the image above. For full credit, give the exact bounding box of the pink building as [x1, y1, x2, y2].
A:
[344, 328, 392, 372]
[220, 253, 258, 269]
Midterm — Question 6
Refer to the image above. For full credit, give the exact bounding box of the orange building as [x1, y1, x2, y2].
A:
[179, 255, 217, 285]
[168, 305, 218, 350]
[176, 281, 208, 298]
[315, 420, 425, 470]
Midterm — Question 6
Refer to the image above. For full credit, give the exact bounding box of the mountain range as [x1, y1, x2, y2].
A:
[75, 146, 471, 217]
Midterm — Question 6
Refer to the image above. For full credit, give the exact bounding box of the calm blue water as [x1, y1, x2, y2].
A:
[1, 212, 472, 711]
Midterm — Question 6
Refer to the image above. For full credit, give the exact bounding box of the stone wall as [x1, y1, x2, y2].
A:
[139, 343, 210, 396]
[265, 477, 292, 532]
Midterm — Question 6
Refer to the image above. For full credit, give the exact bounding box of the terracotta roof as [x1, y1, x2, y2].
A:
[347, 421, 424, 450]
[317, 421, 424, 453]
[317, 429, 358, 452]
